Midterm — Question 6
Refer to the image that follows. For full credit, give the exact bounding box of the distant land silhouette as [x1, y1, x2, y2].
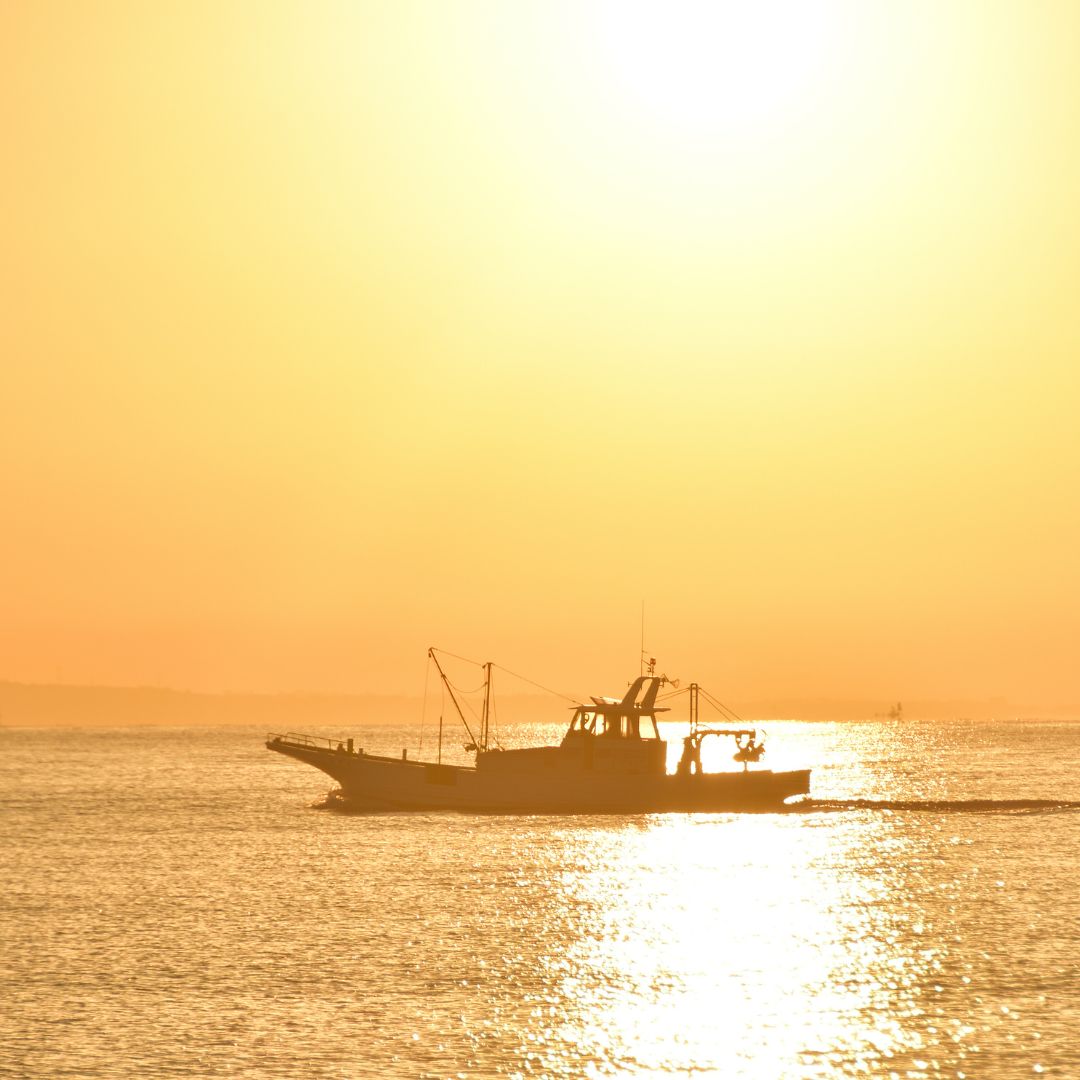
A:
[1, 681, 1076, 729]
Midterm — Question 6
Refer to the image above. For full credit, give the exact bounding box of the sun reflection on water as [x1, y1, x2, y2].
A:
[537, 812, 940, 1077]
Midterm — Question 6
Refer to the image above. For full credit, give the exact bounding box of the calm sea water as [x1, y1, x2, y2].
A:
[2, 717, 1079, 1079]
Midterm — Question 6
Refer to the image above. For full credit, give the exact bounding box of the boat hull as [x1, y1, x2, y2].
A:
[267, 737, 810, 813]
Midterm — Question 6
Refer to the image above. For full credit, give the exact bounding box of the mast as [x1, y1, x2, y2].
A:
[480, 661, 492, 752]
[428, 647, 480, 750]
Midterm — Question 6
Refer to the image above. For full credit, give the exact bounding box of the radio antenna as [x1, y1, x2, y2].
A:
[640, 600, 645, 676]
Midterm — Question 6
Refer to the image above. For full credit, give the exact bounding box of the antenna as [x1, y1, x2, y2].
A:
[640, 600, 645, 676]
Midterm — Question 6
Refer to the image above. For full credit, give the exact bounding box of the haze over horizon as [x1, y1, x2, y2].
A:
[3, 2, 1079, 705]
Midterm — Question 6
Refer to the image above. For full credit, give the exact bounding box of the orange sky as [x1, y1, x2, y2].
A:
[2, 2, 1079, 703]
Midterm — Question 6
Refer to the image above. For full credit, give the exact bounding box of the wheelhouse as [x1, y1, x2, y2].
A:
[561, 675, 668, 743]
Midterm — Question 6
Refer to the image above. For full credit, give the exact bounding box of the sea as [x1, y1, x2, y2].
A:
[2, 716, 1079, 1079]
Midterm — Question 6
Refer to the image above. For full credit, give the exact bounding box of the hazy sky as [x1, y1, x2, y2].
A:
[3, 1, 1079, 702]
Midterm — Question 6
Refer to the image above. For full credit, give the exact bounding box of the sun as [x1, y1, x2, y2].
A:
[589, 0, 842, 139]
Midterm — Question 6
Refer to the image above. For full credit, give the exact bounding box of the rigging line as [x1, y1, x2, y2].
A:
[702, 698, 742, 724]
[693, 685, 727, 715]
[699, 687, 747, 724]
[428, 647, 479, 748]
[438, 679, 446, 764]
[709, 698, 745, 724]
[657, 685, 690, 701]
[430, 646, 485, 669]
[492, 663, 581, 704]
[418, 653, 432, 752]
[446, 676, 488, 696]
[454, 687, 484, 728]
[490, 691, 502, 749]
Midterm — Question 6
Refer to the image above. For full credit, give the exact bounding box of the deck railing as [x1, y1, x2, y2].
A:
[267, 732, 384, 759]
[266, 733, 423, 763]
[267, 732, 344, 752]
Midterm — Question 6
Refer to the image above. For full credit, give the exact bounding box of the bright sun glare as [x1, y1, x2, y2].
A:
[592, 0, 841, 137]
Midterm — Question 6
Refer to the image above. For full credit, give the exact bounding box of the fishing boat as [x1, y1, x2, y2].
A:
[266, 650, 810, 812]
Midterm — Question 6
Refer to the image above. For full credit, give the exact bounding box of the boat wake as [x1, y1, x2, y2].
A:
[794, 798, 1080, 815]
[309, 787, 397, 813]
[309, 787, 355, 812]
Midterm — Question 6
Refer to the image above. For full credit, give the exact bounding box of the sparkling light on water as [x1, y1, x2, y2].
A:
[2, 719, 1078, 1077]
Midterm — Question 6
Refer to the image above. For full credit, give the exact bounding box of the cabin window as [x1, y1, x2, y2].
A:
[638, 714, 659, 739]
[571, 710, 597, 734]
[574, 707, 658, 738]
[620, 713, 659, 739]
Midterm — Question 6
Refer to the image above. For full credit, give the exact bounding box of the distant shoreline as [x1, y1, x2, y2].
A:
[1, 680, 1076, 729]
